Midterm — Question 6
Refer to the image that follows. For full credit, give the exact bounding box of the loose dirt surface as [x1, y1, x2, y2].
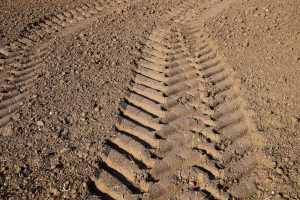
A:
[0, 0, 299, 199]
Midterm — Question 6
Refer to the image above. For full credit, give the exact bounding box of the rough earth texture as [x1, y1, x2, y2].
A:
[206, 0, 300, 198]
[0, 0, 299, 199]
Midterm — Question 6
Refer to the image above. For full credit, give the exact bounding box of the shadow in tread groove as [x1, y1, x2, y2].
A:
[91, 0, 264, 199]
[0, 0, 133, 131]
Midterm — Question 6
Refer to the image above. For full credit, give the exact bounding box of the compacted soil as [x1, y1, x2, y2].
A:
[0, 0, 299, 199]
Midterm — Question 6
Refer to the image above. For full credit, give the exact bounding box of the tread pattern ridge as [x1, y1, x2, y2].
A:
[0, 0, 132, 129]
[92, 3, 261, 199]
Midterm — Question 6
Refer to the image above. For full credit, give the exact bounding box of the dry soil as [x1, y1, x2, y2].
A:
[0, 0, 299, 199]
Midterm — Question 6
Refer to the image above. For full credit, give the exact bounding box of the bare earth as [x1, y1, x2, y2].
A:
[0, 0, 299, 199]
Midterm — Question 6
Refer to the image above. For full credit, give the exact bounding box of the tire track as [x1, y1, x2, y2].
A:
[0, 44, 48, 128]
[91, 1, 263, 199]
[92, 27, 235, 200]
[0, 0, 132, 129]
[5, 1, 129, 52]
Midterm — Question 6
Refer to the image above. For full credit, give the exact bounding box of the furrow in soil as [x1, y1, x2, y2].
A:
[91, 1, 263, 199]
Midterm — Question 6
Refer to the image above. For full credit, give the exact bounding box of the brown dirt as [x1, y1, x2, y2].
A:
[205, 0, 300, 198]
[0, 0, 299, 199]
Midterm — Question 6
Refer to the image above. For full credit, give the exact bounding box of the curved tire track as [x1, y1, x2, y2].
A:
[0, 0, 132, 129]
[91, 1, 263, 199]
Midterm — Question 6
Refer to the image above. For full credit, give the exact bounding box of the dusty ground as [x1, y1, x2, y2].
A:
[206, 0, 300, 198]
[0, 0, 299, 199]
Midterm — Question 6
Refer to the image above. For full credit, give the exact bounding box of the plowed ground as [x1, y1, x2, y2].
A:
[0, 0, 299, 199]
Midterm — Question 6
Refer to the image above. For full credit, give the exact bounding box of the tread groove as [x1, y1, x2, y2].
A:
[89, 3, 260, 198]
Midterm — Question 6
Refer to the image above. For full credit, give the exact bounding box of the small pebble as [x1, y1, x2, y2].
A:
[36, 121, 44, 127]
[49, 188, 60, 197]
[243, 41, 249, 47]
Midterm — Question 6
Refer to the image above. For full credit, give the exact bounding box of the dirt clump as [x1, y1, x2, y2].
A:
[206, 0, 300, 198]
[0, 0, 299, 199]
